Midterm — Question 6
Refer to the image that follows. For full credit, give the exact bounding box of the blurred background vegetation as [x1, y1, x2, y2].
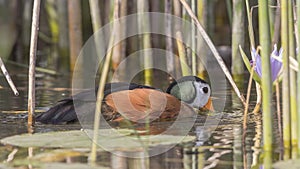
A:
[0, 0, 260, 78]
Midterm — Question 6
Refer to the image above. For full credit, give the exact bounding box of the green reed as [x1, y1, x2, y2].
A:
[231, 0, 245, 77]
[281, 0, 291, 155]
[137, 0, 153, 86]
[258, 0, 273, 152]
[68, 0, 83, 73]
[297, 0, 300, 155]
[288, 0, 298, 156]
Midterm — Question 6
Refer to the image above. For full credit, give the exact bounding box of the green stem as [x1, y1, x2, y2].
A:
[231, 0, 245, 76]
[165, 0, 174, 77]
[68, 0, 83, 72]
[281, 0, 291, 153]
[176, 31, 191, 76]
[258, 0, 272, 152]
[45, 0, 58, 43]
[288, 0, 298, 151]
[89, 0, 117, 163]
[196, 0, 208, 77]
[245, 0, 255, 48]
[137, 0, 153, 86]
[268, 0, 275, 39]
[297, 0, 300, 155]
[191, 0, 196, 75]
[245, 0, 261, 114]
[89, 0, 102, 32]
[89, 31, 114, 164]
[226, 0, 232, 27]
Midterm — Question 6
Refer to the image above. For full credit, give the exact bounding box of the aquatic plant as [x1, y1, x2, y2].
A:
[240, 44, 283, 85]
[251, 44, 283, 82]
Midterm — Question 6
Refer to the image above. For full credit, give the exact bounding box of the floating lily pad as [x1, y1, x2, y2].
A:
[0, 164, 13, 169]
[39, 163, 109, 169]
[273, 159, 300, 169]
[1, 161, 109, 169]
[1, 129, 195, 152]
[32, 149, 85, 162]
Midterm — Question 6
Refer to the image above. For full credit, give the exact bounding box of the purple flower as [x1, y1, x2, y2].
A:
[251, 44, 283, 82]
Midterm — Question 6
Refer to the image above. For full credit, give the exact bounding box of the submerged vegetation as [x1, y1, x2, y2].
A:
[0, 0, 300, 168]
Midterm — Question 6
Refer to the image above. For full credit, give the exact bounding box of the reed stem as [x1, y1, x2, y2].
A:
[226, 0, 232, 26]
[45, 0, 58, 43]
[288, 0, 298, 151]
[165, 0, 174, 78]
[89, 15, 116, 165]
[243, 60, 255, 142]
[276, 82, 283, 150]
[137, 0, 153, 86]
[89, 0, 102, 32]
[245, 0, 255, 48]
[111, 0, 123, 81]
[281, 0, 291, 152]
[68, 0, 83, 72]
[245, 0, 261, 114]
[191, 0, 196, 75]
[268, 0, 275, 39]
[89, 0, 119, 162]
[231, 0, 245, 77]
[196, 0, 208, 78]
[176, 31, 191, 76]
[57, 0, 70, 73]
[297, 0, 300, 154]
[0, 58, 19, 96]
[89, 0, 105, 72]
[28, 0, 41, 131]
[258, 0, 273, 152]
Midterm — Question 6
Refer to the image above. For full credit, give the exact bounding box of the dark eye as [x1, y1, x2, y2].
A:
[202, 87, 208, 94]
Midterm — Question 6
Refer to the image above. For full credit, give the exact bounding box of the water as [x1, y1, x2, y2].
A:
[0, 66, 278, 169]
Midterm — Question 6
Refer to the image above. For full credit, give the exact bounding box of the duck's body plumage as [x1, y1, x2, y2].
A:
[36, 83, 156, 124]
[36, 76, 212, 124]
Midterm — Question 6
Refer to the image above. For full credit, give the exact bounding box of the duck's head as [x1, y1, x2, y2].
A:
[166, 76, 214, 111]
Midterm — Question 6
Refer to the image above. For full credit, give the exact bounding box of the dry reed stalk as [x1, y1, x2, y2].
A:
[28, 0, 41, 130]
[0, 57, 19, 96]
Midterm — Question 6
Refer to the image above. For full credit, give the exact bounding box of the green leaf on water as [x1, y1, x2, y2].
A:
[273, 159, 300, 169]
[0, 129, 195, 151]
[0, 164, 14, 169]
[1, 160, 109, 169]
[39, 163, 109, 169]
[32, 149, 85, 162]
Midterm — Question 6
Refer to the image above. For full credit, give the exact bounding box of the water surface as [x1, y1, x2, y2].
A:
[0, 67, 280, 169]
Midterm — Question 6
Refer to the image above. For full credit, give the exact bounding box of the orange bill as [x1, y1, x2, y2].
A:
[203, 97, 214, 111]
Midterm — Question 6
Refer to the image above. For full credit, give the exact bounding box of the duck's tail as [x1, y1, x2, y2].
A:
[36, 99, 77, 124]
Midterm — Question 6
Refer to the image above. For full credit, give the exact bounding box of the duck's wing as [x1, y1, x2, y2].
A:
[36, 83, 156, 124]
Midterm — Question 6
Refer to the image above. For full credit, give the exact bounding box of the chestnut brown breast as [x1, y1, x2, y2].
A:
[104, 88, 194, 123]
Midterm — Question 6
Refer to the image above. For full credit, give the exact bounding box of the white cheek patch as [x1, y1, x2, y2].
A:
[191, 82, 210, 108]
